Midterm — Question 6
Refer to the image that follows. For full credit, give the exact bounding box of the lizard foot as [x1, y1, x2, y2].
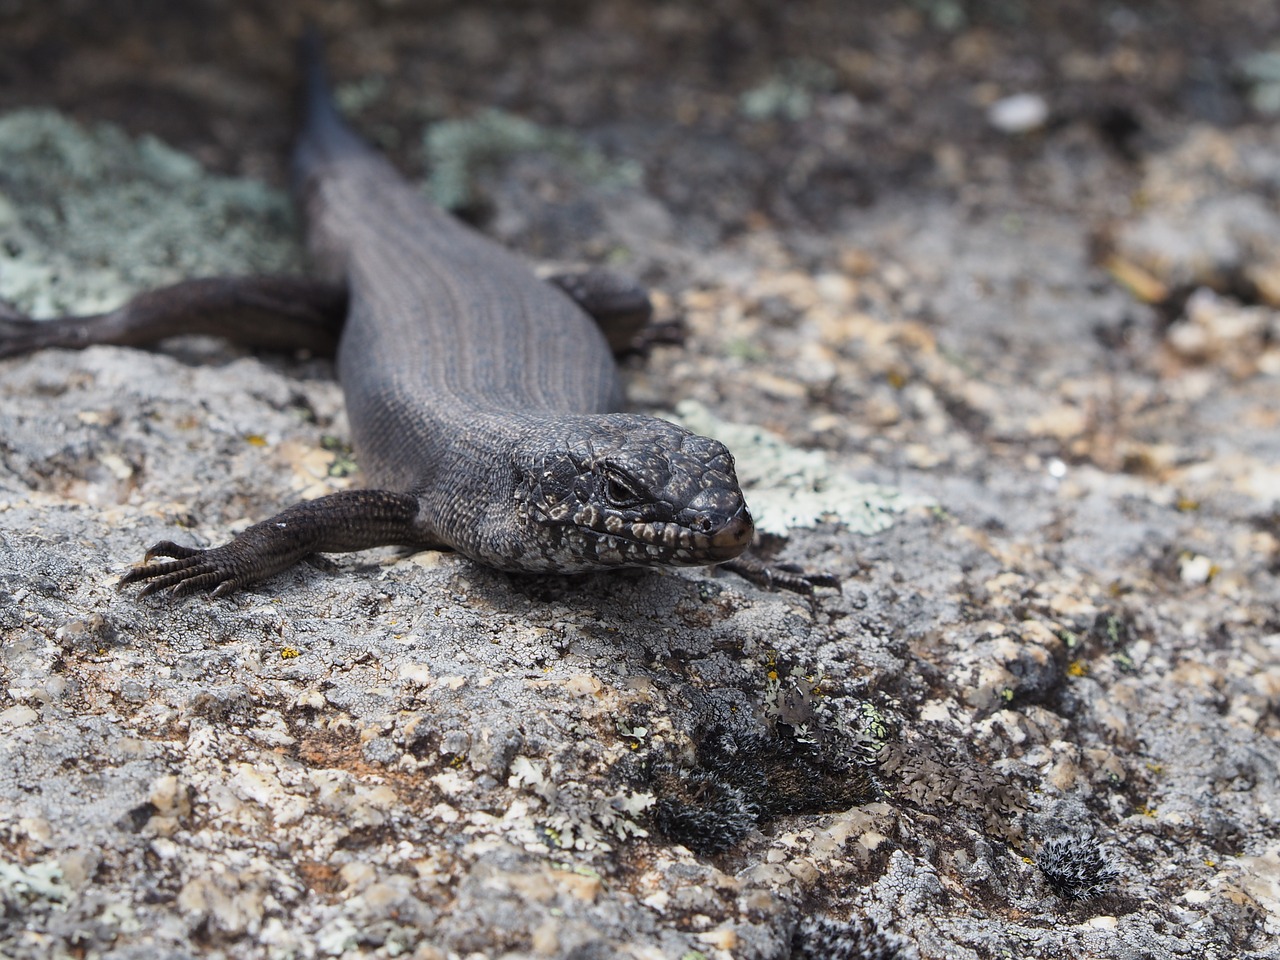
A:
[118, 540, 246, 598]
[716, 556, 842, 596]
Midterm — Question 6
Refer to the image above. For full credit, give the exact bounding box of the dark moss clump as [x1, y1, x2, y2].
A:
[650, 765, 759, 855]
[697, 728, 877, 819]
[791, 916, 918, 960]
[1036, 834, 1120, 901]
[648, 728, 878, 855]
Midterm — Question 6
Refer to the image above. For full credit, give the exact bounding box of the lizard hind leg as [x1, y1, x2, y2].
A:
[544, 268, 655, 355]
[0, 276, 348, 360]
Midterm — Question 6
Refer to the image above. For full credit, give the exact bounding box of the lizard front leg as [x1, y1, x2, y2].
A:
[544, 268, 655, 354]
[120, 489, 435, 598]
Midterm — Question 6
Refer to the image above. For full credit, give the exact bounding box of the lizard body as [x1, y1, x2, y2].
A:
[0, 38, 834, 598]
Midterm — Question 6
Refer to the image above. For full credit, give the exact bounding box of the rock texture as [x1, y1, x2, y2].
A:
[2, 3, 1279, 958]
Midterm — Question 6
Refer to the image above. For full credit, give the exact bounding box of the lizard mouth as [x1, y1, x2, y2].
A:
[584, 504, 754, 567]
[699, 509, 754, 562]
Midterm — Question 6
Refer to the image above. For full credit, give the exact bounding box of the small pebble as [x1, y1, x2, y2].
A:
[988, 93, 1049, 133]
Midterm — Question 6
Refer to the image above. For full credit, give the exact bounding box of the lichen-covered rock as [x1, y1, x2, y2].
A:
[3, 4, 1280, 957]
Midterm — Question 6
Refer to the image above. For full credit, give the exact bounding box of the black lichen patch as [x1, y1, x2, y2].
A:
[650, 766, 759, 855]
[791, 916, 919, 960]
[1036, 833, 1121, 901]
[697, 728, 877, 819]
[648, 727, 878, 855]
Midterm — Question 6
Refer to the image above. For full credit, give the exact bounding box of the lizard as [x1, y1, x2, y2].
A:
[0, 36, 837, 600]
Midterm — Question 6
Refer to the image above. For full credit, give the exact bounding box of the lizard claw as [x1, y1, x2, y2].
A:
[119, 541, 238, 598]
[141, 540, 204, 561]
[715, 556, 842, 596]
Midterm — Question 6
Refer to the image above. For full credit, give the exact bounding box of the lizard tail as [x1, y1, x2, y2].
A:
[293, 27, 368, 188]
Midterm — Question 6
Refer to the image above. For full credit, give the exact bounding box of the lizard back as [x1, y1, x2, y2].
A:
[293, 42, 623, 493]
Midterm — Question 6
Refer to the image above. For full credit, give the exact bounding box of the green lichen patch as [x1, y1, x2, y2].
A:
[0, 109, 300, 317]
[0, 860, 71, 908]
[423, 108, 640, 211]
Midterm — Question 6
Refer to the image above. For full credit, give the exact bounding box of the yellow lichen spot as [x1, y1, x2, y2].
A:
[280, 647, 301, 659]
[449, 755, 464, 768]
[886, 368, 907, 390]
[1204, 859, 1217, 868]
[1022, 856, 1034, 865]
[1176, 497, 1200, 512]
[1067, 660, 1088, 678]
[1135, 804, 1157, 818]
[1145, 762, 1163, 775]
[245, 434, 268, 447]
[767, 670, 779, 681]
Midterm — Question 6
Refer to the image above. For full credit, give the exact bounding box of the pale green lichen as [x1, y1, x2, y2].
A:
[0, 109, 300, 317]
[1240, 48, 1280, 115]
[423, 108, 640, 210]
[672, 399, 930, 536]
[509, 755, 653, 853]
[739, 59, 836, 122]
[0, 860, 71, 906]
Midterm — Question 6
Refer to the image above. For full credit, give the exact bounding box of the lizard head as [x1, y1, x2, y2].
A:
[510, 414, 754, 572]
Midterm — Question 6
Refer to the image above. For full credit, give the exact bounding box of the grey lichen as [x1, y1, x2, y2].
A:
[879, 738, 1026, 842]
[508, 755, 653, 853]
[0, 109, 299, 317]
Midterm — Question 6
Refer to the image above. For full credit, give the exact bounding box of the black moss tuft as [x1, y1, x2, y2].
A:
[650, 765, 758, 855]
[1036, 833, 1120, 901]
[697, 728, 878, 819]
[791, 916, 918, 960]
[647, 727, 878, 855]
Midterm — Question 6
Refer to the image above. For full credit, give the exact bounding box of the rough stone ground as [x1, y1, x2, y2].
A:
[2, 2, 1279, 958]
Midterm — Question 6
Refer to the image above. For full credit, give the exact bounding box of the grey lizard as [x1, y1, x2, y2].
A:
[0, 36, 837, 599]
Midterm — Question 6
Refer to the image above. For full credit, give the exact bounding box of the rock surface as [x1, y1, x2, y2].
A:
[2, 3, 1279, 958]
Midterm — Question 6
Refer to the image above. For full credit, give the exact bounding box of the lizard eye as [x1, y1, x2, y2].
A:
[601, 468, 644, 508]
